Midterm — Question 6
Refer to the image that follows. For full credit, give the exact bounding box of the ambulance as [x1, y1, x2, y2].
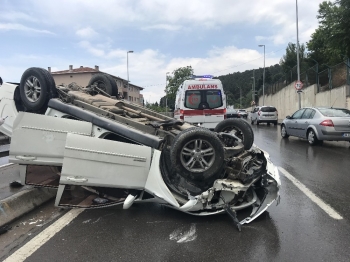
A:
[174, 75, 226, 129]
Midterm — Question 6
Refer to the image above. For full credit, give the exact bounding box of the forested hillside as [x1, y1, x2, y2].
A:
[215, 64, 283, 108]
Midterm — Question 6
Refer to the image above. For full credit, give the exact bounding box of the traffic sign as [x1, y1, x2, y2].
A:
[295, 80, 303, 90]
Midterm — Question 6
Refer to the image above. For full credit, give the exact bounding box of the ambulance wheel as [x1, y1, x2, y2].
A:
[19, 67, 57, 113]
[214, 118, 254, 150]
[170, 128, 224, 182]
[88, 74, 118, 96]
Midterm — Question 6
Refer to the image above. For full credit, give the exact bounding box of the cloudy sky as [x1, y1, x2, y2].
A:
[1, 0, 324, 103]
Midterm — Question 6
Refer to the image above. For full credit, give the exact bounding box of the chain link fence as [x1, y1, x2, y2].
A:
[265, 60, 349, 95]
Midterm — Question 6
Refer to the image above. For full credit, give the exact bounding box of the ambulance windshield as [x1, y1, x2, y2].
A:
[184, 90, 223, 109]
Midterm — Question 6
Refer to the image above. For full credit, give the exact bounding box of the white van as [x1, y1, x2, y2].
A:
[174, 76, 226, 129]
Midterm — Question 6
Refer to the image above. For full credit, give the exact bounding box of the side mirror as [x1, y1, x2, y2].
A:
[286, 115, 291, 119]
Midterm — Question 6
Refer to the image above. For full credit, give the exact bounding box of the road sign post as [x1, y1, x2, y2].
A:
[295, 80, 303, 109]
[295, 80, 303, 90]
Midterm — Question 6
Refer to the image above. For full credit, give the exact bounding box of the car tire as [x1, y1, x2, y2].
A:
[214, 118, 254, 150]
[160, 147, 210, 200]
[307, 129, 321, 146]
[274, 121, 278, 126]
[38, 67, 58, 100]
[19, 67, 56, 113]
[88, 74, 118, 96]
[281, 124, 289, 138]
[170, 128, 224, 182]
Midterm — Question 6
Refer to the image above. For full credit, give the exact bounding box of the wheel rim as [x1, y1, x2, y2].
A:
[281, 126, 286, 137]
[24, 76, 41, 102]
[93, 81, 107, 92]
[308, 131, 315, 143]
[180, 139, 215, 173]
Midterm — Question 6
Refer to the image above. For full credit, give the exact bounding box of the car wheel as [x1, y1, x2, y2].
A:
[88, 74, 118, 96]
[267, 123, 270, 126]
[19, 67, 56, 113]
[274, 121, 278, 126]
[307, 129, 320, 146]
[170, 128, 224, 182]
[214, 118, 254, 150]
[160, 147, 201, 200]
[38, 67, 58, 100]
[281, 124, 289, 138]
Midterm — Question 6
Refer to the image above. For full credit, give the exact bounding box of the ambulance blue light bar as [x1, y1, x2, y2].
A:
[191, 75, 213, 79]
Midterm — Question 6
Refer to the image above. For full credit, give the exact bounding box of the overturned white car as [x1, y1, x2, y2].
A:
[0, 68, 280, 230]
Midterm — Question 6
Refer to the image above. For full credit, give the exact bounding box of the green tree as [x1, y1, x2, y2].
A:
[146, 102, 164, 112]
[280, 42, 307, 72]
[257, 68, 272, 91]
[307, 0, 350, 66]
[165, 66, 194, 110]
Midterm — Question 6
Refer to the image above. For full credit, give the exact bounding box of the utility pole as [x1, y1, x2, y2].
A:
[296, 0, 301, 109]
[259, 45, 265, 106]
[239, 86, 242, 109]
[127, 50, 133, 101]
[252, 69, 255, 103]
[165, 72, 170, 114]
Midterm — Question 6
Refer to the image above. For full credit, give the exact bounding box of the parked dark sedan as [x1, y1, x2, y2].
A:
[226, 109, 241, 118]
[281, 107, 350, 145]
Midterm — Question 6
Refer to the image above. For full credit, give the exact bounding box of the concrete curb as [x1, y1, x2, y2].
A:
[0, 187, 56, 227]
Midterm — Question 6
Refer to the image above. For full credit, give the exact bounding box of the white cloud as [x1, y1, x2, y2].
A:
[100, 45, 279, 103]
[76, 27, 98, 39]
[0, 23, 54, 34]
[141, 24, 182, 31]
[1, 0, 325, 103]
[5, 0, 323, 43]
[1, 11, 38, 23]
[78, 41, 105, 57]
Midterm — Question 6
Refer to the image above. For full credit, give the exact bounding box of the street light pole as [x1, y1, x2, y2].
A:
[258, 44, 265, 106]
[239, 86, 242, 109]
[251, 70, 255, 102]
[127, 50, 133, 101]
[165, 72, 170, 114]
[296, 0, 301, 109]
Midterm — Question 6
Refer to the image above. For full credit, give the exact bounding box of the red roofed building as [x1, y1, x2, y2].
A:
[49, 65, 144, 105]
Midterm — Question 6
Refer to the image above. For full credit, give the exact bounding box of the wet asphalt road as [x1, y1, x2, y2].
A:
[2, 123, 350, 262]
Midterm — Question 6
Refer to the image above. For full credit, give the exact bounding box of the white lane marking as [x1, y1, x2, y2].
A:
[4, 209, 84, 262]
[278, 167, 343, 220]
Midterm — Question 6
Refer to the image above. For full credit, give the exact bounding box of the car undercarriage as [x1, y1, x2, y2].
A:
[0, 67, 280, 230]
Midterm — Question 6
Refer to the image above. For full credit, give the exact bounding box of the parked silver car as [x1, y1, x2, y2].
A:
[251, 106, 278, 125]
[281, 107, 350, 145]
[237, 109, 248, 119]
